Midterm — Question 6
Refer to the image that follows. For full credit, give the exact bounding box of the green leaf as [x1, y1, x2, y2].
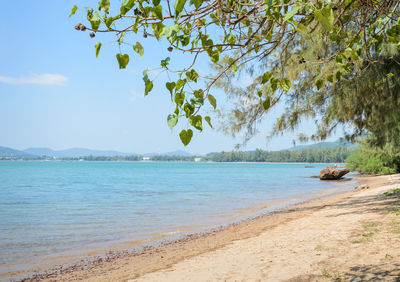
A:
[316, 79, 324, 90]
[208, 94, 217, 109]
[105, 16, 116, 28]
[261, 72, 272, 84]
[184, 103, 195, 117]
[69, 5, 78, 17]
[314, 7, 334, 32]
[145, 80, 153, 95]
[174, 0, 187, 18]
[152, 0, 161, 5]
[133, 42, 144, 58]
[283, 6, 300, 22]
[204, 116, 213, 128]
[167, 114, 178, 129]
[166, 82, 176, 94]
[193, 0, 203, 9]
[280, 78, 291, 91]
[210, 52, 219, 63]
[95, 42, 102, 58]
[231, 64, 237, 74]
[120, 0, 136, 15]
[98, 0, 110, 13]
[327, 75, 334, 83]
[336, 71, 342, 81]
[191, 97, 204, 105]
[116, 53, 129, 69]
[186, 69, 199, 82]
[152, 5, 163, 20]
[174, 92, 185, 106]
[161, 57, 170, 68]
[263, 96, 271, 110]
[176, 79, 186, 90]
[194, 89, 204, 98]
[189, 115, 203, 131]
[90, 11, 101, 31]
[152, 23, 164, 40]
[179, 129, 193, 146]
[164, 24, 180, 41]
[270, 78, 278, 92]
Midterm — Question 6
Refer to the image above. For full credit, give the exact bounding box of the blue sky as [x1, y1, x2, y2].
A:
[0, 1, 343, 154]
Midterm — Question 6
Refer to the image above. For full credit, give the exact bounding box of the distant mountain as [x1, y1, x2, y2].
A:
[0, 146, 35, 158]
[287, 139, 357, 151]
[23, 147, 134, 158]
[143, 150, 193, 157]
[23, 147, 56, 157]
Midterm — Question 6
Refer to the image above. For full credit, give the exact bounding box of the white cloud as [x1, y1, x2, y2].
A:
[0, 73, 68, 86]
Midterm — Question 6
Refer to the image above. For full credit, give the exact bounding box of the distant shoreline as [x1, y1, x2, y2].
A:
[0, 159, 343, 165]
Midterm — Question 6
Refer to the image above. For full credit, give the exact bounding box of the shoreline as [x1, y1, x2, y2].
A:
[12, 174, 391, 282]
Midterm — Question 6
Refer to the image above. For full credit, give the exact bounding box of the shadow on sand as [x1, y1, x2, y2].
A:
[345, 263, 400, 281]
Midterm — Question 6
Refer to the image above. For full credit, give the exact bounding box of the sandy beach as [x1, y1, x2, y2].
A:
[21, 174, 400, 281]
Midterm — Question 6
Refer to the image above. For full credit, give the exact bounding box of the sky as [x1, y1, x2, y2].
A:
[0, 1, 343, 155]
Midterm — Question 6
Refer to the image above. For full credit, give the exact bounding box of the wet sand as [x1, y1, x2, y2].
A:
[17, 174, 400, 281]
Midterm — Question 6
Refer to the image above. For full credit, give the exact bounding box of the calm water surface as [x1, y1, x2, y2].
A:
[0, 161, 355, 278]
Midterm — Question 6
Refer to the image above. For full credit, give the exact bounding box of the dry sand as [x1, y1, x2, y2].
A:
[23, 174, 400, 282]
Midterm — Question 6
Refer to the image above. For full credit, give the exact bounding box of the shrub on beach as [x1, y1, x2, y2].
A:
[346, 144, 400, 175]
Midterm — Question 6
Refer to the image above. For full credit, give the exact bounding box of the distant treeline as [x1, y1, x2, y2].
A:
[203, 147, 352, 163]
[0, 147, 353, 163]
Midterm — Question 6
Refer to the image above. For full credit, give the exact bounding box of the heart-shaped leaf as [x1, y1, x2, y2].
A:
[167, 114, 178, 129]
[116, 53, 129, 69]
[166, 82, 176, 94]
[189, 115, 203, 131]
[133, 42, 144, 58]
[179, 129, 193, 146]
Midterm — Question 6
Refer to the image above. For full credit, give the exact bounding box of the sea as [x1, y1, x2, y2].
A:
[0, 161, 356, 279]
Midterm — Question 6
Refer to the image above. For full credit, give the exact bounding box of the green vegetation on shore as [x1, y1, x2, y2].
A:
[205, 147, 351, 163]
[0, 147, 352, 163]
[346, 141, 400, 175]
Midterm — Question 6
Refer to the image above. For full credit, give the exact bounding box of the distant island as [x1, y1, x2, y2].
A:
[0, 140, 356, 163]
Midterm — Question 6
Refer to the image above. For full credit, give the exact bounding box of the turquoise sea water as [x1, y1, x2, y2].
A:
[0, 161, 354, 278]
